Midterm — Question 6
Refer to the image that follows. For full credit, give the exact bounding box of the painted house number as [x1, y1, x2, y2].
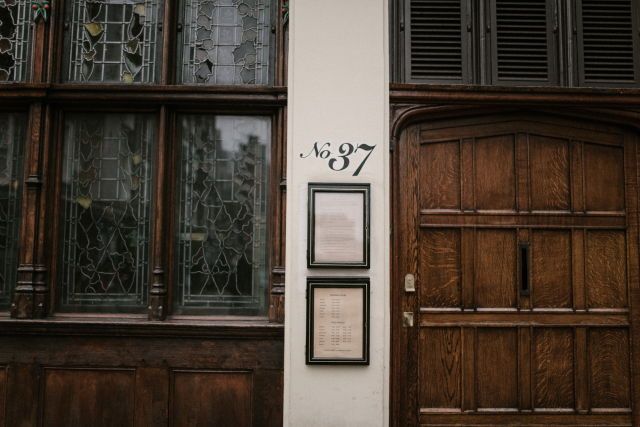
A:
[300, 142, 376, 176]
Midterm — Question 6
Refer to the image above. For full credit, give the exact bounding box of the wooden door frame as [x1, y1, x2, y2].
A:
[389, 97, 640, 427]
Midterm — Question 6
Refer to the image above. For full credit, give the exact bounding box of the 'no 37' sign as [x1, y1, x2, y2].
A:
[299, 142, 376, 176]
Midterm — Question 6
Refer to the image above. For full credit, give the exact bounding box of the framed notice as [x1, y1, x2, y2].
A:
[306, 277, 370, 365]
[307, 183, 370, 268]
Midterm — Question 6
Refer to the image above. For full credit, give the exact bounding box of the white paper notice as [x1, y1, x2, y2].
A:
[313, 192, 364, 264]
[313, 287, 364, 359]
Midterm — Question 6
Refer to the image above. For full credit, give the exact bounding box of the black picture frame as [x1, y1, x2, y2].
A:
[307, 183, 371, 269]
[306, 277, 370, 365]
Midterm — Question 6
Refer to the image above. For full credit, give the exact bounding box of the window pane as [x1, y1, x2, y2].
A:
[176, 115, 270, 315]
[64, 0, 162, 83]
[0, 113, 25, 308]
[60, 114, 155, 312]
[178, 0, 271, 85]
[0, 0, 32, 82]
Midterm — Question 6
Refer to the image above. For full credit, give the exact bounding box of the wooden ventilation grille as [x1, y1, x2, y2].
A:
[496, 0, 549, 81]
[409, 0, 463, 81]
[582, 0, 635, 82]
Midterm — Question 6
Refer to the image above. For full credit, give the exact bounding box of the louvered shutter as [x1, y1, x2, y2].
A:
[577, 0, 639, 86]
[490, 0, 558, 85]
[406, 0, 470, 83]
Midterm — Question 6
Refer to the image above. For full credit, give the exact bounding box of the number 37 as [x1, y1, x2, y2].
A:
[300, 142, 376, 177]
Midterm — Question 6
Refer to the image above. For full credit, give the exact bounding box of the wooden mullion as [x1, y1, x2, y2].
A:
[30, 0, 50, 83]
[148, 106, 170, 320]
[11, 103, 48, 319]
[268, 107, 286, 323]
[46, 109, 65, 315]
[33, 104, 53, 318]
[275, 0, 287, 87]
[160, 0, 176, 85]
[165, 110, 179, 318]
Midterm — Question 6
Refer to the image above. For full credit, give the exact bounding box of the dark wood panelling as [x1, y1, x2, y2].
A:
[474, 135, 516, 210]
[531, 230, 572, 308]
[589, 328, 631, 410]
[419, 413, 631, 425]
[476, 328, 518, 409]
[0, 331, 283, 427]
[583, 143, 625, 212]
[5, 363, 37, 427]
[420, 230, 461, 308]
[586, 230, 628, 308]
[0, 367, 6, 424]
[43, 369, 135, 427]
[533, 328, 574, 409]
[420, 141, 460, 210]
[252, 369, 284, 427]
[393, 110, 639, 426]
[419, 328, 461, 410]
[135, 367, 169, 427]
[529, 135, 570, 211]
[171, 371, 252, 427]
[475, 230, 517, 308]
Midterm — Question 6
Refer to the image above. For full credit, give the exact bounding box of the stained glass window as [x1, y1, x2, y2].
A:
[59, 114, 155, 311]
[0, 0, 32, 82]
[64, 0, 162, 83]
[178, 0, 271, 85]
[176, 115, 269, 315]
[0, 113, 25, 309]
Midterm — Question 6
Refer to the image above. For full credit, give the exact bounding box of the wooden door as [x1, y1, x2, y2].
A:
[392, 112, 640, 426]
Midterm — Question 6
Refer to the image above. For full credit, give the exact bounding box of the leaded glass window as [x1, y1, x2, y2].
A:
[178, 0, 271, 85]
[60, 114, 155, 311]
[64, 0, 162, 83]
[176, 115, 269, 315]
[0, 0, 32, 82]
[0, 113, 25, 309]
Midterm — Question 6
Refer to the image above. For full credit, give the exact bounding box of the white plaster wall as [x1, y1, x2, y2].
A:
[284, 0, 390, 426]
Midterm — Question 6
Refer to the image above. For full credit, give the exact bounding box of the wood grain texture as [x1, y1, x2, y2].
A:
[533, 328, 575, 409]
[0, 367, 5, 425]
[419, 328, 461, 410]
[529, 135, 570, 211]
[475, 229, 517, 308]
[421, 141, 461, 210]
[43, 369, 135, 427]
[420, 229, 461, 308]
[583, 143, 625, 212]
[476, 328, 518, 409]
[586, 231, 628, 308]
[171, 371, 252, 427]
[135, 367, 169, 427]
[252, 369, 284, 427]
[474, 135, 516, 211]
[5, 363, 37, 427]
[392, 108, 640, 426]
[589, 329, 631, 409]
[531, 230, 572, 308]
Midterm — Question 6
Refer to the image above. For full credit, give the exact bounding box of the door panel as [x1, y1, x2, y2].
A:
[394, 113, 640, 426]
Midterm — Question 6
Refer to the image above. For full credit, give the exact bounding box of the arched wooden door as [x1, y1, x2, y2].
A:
[392, 111, 640, 426]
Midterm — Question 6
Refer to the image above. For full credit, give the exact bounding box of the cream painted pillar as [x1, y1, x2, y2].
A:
[284, 0, 390, 425]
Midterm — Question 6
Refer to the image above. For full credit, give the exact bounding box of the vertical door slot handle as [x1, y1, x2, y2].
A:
[519, 243, 530, 296]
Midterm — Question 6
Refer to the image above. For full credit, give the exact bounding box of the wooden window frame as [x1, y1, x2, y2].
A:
[1, 0, 289, 324]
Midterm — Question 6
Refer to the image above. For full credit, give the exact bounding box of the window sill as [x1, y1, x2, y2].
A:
[0, 314, 283, 339]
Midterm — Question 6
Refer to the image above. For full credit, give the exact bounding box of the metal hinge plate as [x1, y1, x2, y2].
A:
[403, 312, 414, 327]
